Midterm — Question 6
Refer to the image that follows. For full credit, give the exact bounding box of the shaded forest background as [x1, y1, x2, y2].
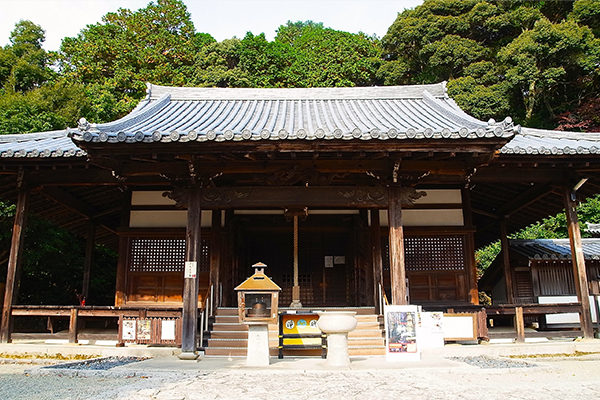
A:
[1, 0, 600, 305]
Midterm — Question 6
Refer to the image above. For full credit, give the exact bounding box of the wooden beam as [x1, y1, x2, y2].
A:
[563, 187, 594, 339]
[371, 209, 384, 313]
[181, 185, 202, 356]
[388, 186, 407, 305]
[198, 186, 392, 209]
[81, 139, 508, 157]
[68, 308, 79, 344]
[40, 186, 95, 218]
[500, 219, 515, 304]
[114, 236, 128, 306]
[472, 167, 569, 183]
[210, 210, 221, 309]
[462, 188, 479, 305]
[81, 223, 96, 300]
[497, 183, 554, 217]
[514, 306, 525, 343]
[1, 184, 29, 343]
[39, 186, 119, 234]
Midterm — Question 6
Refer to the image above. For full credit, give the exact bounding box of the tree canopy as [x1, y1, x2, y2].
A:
[379, 0, 600, 127]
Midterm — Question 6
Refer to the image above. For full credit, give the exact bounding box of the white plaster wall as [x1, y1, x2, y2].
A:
[539, 296, 599, 324]
[131, 191, 175, 205]
[413, 189, 462, 204]
[129, 210, 212, 228]
[378, 209, 464, 227]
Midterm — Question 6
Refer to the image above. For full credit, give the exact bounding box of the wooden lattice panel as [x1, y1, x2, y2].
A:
[405, 236, 466, 272]
[128, 238, 210, 273]
[383, 236, 466, 272]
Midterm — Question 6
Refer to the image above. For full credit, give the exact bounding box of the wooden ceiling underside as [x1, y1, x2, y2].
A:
[1, 149, 599, 250]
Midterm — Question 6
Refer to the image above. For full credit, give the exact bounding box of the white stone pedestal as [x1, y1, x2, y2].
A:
[317, 311, 357, 368]
[177, 351, 199, 360]
[247, 324, 270, 366]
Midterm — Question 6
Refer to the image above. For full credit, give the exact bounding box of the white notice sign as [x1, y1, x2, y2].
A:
[161, 320, 176, 341]
[184, 261, 197, 278]
[122, 320, 136, 340]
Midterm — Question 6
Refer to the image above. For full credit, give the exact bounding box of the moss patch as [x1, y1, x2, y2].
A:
[0, 352, 100, 361]
[509, 351, 600, 359]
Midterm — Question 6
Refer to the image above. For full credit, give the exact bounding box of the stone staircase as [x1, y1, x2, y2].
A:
[203, 307, 386, 357]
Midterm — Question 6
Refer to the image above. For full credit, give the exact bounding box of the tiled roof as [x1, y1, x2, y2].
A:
[500, 127, 600, 155]
[4, 84, 600, 159]
[0, 130, 85, 159]
[510, 238, 600, 260]
[69, 83, 516, 144]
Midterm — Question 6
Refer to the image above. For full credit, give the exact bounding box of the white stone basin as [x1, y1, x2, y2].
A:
[317, 311, 357, 333]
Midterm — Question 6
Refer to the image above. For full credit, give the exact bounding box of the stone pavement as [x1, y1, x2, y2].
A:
[2, 339, 600, 400]
[1, 337, 597, 376]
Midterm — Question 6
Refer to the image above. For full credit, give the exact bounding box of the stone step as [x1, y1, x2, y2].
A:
[213, 314, 380, 324]
[204, 346, 386, 357]
[214, 307, 376, 316]
[205, 307, 385, 357]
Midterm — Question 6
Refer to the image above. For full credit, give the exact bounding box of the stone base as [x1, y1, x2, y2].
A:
[247, 324, 270, 366]
[177, 351, 199, 360]
[289, 286, 303, 309]
[325, 333, 350, 368]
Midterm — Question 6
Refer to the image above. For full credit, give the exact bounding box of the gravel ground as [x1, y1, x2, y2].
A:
[44, 356, 149, 371]
[1, 354, 600, 400]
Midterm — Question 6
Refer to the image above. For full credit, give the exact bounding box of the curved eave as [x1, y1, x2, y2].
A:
[0, 130, 86, 159]
[499, 127, 600, 156]
[510, 239, 600, 261]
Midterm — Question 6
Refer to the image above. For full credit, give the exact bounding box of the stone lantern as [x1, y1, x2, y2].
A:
[235, 262, 281, 366]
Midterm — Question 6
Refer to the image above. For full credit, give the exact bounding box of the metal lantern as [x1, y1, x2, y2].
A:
[235, 262, 281, 324]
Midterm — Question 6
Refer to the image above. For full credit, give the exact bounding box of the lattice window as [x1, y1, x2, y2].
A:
[281, 274, 311, 287]
[514, 271, 534, 299]
[382, 236, 466, 272]
[129, 238, 210, 273]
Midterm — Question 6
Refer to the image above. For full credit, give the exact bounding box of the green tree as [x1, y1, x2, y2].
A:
[1, 20, 50, 92]
[498, 18, 600, 125]
[272, 21, 381, 87]
[0, 80, 91, 134]
[191, 38, 251, 88]
[58, 0, 213, 121]
[379, 0, 600, 128]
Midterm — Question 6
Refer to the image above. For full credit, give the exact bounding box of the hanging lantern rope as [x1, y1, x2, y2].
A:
[293, 215, 299, 288]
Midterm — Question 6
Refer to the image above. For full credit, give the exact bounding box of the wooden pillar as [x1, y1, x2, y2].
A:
[68, 308, 79, 344]
[388, 186, 407, 305]
[1, 184, 29, 343]
[210, 210, 222, 309]
[114, 190, 131, 307]
[181, 185, 202, 357]
[81, 223, 96, 301]
[290, 215, 302, 308]
[514, 306, 525, 343]
[500, 219, 514, 304]
[462, 188, 479, 304]
[563, 187, 594, 339]
[371, 209, 384, 313]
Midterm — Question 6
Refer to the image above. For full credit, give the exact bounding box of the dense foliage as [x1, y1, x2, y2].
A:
[379, 0, 600, 128]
